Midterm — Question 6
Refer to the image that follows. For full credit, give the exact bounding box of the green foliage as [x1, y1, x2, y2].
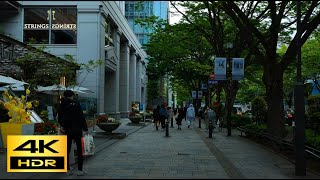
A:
[305, 129, 320, 150]
[251, 96, 267, 124]
[147, 79, 159, 103]
[231, 114, 252, 128]
[307, 95, 320, 133]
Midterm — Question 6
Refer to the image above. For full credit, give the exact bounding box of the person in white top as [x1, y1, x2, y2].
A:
[186, 104, 196, 128]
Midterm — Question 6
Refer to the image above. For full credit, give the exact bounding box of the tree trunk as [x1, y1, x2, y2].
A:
[263, 64, 286, 138]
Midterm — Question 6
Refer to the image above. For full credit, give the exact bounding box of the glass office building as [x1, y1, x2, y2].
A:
[125, 1, 169, 45]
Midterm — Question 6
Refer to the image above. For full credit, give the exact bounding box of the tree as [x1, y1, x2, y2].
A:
[218, 1, 320, 137]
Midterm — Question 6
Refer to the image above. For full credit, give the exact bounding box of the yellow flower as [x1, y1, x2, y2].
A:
[26, 102, 32, 109]
[21, 95, 25, 100]
[26, 89, 30, 95]
[9, 95, 13, 100]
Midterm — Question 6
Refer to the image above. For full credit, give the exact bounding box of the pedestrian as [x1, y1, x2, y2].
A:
[159, 104, 168, 130]
[186, 104, 196, 128]
[153, 105, 160, 130]
[58, 90, 88, 176]
[176, 105, 185, 130]
[205, 106, 216, 130]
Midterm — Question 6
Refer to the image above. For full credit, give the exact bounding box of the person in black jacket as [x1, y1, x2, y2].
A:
[58, 90, 88, 176]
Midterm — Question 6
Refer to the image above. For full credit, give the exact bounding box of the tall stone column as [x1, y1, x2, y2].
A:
[136, 58, 142, 103]
[129, 50, 137, 110]
[105, 30, 121, 116]
[119, 42, 130, 115]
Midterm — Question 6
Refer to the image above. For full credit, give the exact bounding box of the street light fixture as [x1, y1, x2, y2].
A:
[226, 42, 233, 136]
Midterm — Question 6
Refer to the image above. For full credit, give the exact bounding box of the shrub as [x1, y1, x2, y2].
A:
[251, 96, 267, 124]
[307, 94, 320, 133]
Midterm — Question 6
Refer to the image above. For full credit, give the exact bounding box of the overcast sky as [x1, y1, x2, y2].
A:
[169, 2, 184, 25]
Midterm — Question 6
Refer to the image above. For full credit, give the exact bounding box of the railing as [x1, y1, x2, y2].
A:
[237, 127, 320, 160]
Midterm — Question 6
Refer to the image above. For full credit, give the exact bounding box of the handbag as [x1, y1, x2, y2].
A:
[81, 134, 95, 156]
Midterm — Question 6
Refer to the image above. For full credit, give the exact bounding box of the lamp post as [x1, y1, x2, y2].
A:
[294, 0, 306, 176]
[226, 42, 233, 136]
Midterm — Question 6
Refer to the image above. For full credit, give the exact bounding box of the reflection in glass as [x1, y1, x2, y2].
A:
[51, 30, 77, 44]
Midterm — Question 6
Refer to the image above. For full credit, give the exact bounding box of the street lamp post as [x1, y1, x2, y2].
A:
[294, 0, 306, 176]
[226, 42, 233, 136]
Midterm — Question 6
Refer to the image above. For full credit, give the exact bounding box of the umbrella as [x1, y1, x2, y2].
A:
[66, 85, 94, 93]
[37, 84, 87, 95]
[0, 84, 25, 91]
[0, 75, 28, 87]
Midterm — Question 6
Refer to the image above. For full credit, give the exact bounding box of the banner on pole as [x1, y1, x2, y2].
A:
[191, 91, 197, 99]
[214, 57, 227, 80]
[232, 58, 245, 80]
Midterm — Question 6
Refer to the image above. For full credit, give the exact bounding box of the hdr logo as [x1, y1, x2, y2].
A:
[7, 135, 67, 172]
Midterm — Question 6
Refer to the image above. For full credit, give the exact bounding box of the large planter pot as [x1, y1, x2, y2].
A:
[0, 122, 35, 148]
[96, 122, 121, 133]
[129, 117, 142, 124]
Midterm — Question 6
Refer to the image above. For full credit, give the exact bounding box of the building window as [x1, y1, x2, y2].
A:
[24, 7, 77, 44]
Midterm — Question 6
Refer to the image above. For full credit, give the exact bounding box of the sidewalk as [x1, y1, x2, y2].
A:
[1, 118, 320, 179]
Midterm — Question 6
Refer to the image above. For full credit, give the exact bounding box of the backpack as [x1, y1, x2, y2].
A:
[159, 107, 168, 118]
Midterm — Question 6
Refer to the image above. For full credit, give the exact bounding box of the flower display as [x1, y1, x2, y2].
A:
[96, 114, 120, 124]
[1, 89, 33, 124]
[34, 121, 58, 135]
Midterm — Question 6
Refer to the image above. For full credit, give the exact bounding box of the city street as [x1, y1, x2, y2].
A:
[1, 118, 319, 179]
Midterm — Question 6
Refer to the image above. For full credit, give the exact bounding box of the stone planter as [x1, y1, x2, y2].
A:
[129, 117, 142, 124]
[96, 122, 121, 133]
[0, 122, 35, 148]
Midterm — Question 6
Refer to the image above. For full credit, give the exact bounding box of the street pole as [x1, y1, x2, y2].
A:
[294, 0, 306, 176]
[226, 43, 233, 136]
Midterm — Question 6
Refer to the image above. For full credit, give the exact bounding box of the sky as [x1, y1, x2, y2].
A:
[169, 2, 184, 25]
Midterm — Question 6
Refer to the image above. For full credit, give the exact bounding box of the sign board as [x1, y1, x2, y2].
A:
[201, 83, 207, 90]
[191, 91, 197, 99]
[198, 91, 203, 99]
[232, 58, 244, 80]
[214, 57, 227, 80]
[208, 80, 218, 85]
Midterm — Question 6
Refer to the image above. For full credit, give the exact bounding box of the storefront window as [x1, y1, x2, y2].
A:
[24, 7, 77, 44]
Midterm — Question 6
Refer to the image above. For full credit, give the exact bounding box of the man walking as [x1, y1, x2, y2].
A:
[186, 104, 196, 128]
[58, 90, 88, 176]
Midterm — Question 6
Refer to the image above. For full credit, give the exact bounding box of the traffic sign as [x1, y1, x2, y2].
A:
[210, 73, 215, 80]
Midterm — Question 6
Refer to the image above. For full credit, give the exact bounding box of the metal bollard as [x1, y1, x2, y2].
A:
[209, 120, 213, 138]
[171, 117, 174, 128]
[166, 118, 169, 137]
[199, 117, 201, 128]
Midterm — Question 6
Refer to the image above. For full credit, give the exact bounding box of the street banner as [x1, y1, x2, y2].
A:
[198, 91, 203, 99]
[214, 57, 227, 80]
[201, 83, 207, 90]
[232, 58, 245, 80]
[191, 91, 197, 99]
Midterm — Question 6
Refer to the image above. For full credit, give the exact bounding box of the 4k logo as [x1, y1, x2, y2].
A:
[7, 135, 67, 172]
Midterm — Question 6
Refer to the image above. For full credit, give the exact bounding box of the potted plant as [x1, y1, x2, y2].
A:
[0, 89, 35, 148]
[128, 112, 142, 124]
[96, 114, 121, 133]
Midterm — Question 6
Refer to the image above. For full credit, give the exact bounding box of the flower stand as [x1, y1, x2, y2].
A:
[0, 122, 35, 148]
[96, 122, 121, 133]
[129, 117, 142, 124]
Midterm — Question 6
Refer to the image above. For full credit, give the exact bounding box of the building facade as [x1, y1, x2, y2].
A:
[0, 1, 148, 117]
[125, 1, 169, 45]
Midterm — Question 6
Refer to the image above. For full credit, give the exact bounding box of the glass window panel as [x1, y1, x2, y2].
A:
[24, 8, 49, 25]
[51, 8, 77, 25]
[51, 30, 77, 44]
[24, 30, 49, 44]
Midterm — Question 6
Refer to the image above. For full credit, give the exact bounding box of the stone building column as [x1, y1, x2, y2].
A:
[136, 57, 142, 103]
[105, 29, 121, 116]
[129, 50, 137, 109]
[119, 42, 130, 115]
